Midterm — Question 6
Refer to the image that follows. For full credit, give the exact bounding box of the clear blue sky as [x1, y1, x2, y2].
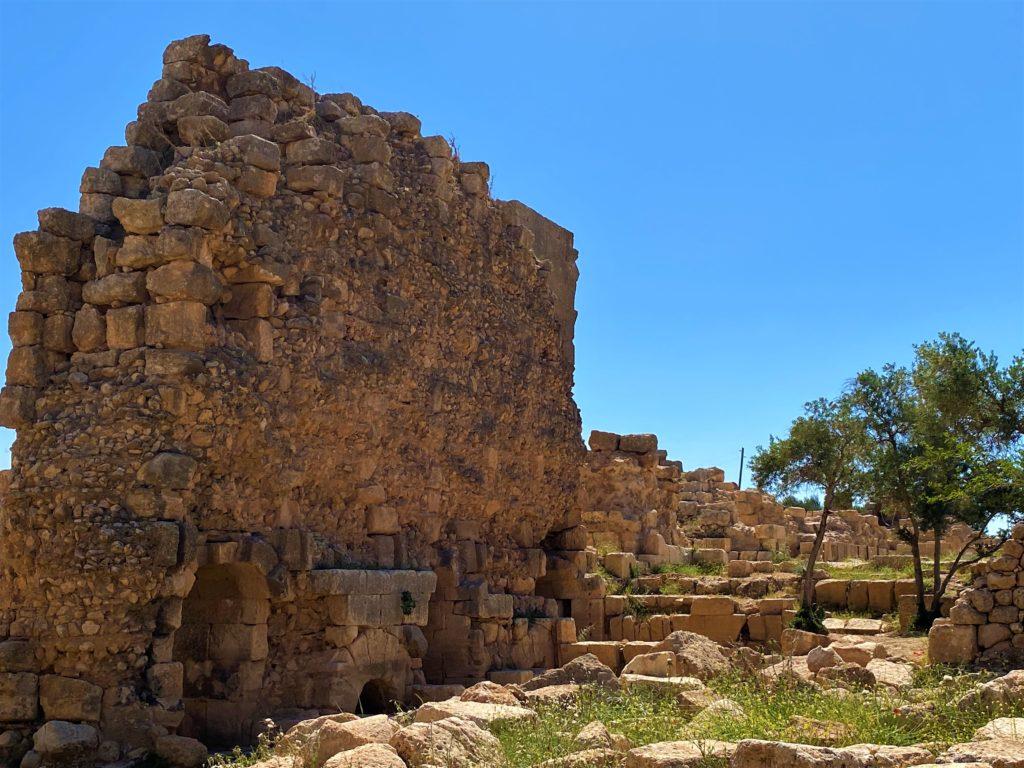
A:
[1, 1, 1022, 483]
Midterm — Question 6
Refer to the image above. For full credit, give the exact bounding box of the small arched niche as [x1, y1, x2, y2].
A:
[172, 562, 270, 749]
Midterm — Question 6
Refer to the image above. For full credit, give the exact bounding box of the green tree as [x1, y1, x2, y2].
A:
[851, 333, 1024, 630]
[750, 397, 868, 629]
[780, 494, 823, 511]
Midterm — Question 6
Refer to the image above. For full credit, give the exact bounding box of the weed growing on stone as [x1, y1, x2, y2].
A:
[651, 562, 725, 577]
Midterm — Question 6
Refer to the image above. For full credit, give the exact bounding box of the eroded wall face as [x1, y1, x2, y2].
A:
[0, 33, 581, 756]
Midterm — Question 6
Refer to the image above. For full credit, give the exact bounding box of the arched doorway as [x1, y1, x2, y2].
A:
[173, 563, 270, 749]
[356, 678, 400, 715]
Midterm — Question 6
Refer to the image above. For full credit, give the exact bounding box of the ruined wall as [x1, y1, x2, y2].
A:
[929, 524, 1024, 665]
[0, 34, 582, 760]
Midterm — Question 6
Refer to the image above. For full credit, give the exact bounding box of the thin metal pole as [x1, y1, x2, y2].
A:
[738, 447, 745, 489]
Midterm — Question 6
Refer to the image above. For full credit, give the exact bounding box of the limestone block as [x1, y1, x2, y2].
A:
[684, 614, 746, 644]
[603, 552, 636, 580]
[207, 624, 268, 662]
[588, 430, 619, 451]
[237, 166, 279, 197]
[83, 272, 148, 306]
[106, 305, 145, 349]
[39, 676, 102, 722]
[146, 662, 184, 704]
[0, 673, 37, 721]
[367, 507, 400, 535]
[9, 312, 43, 347]
[227, 318, 274, 362]
[979, 622, 1012, 649]
[0, 642, 34, 674]
[138, 453, 197, 490]
[112, 197, 165, 234]
[178, 115, 230, 146]
[0, 386, 38, 429]
[223, 283, 275, 319]
[14, 231, 82, 275]
[814, 579, 849, 608]
[286, 165, 345, 196]
[223, 134, 281, 170]
[928, 619, 977, 663]
[866, 580, 895, 614]
[286, 137, 340, 165]
[781, 629, 830, 657]
[148, 261, 222, 305]
[689, 596, 735, 616]
[72, 306, 105, 352]
[101, 145, 161, 177]
[619, 433, 657, 453]
[694, 548, 728, 566]
[80, 167, 122, 195]
[154, 735, 208, 768]
[165, 189, 229, 230]
[145, 301, 210, 350]
[157, 227, 209, 263]
[6, 347, 47, 388]
[32, 720, 98, 758]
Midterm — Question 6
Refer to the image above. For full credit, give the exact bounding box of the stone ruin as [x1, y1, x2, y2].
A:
[0, 33, 1012, 768]
[0, 34, 585, 762]
[930, 526, 1024, 664]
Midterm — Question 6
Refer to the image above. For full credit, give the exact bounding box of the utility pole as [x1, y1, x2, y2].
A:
[737, 447, 745, 489]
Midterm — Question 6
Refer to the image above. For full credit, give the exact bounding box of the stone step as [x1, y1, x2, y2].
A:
[825, 617, 887, 635]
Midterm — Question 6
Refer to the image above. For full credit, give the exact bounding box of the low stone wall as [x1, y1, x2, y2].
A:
[928, 524, 1024, 664]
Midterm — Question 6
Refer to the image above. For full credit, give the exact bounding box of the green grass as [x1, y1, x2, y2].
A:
[492, 685, 689, 767]
[651, 562, 725, 577]
[492, 668, 1024, 767]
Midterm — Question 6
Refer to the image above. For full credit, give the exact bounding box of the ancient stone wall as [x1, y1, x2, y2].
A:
[579, 430, 686, 561]
[929, 524, 1024, 665]
[0, 34, 582, 760]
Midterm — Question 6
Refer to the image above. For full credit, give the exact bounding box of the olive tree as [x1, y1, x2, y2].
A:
[851, 333, 1024, 630]
[750, 396, 868, 630]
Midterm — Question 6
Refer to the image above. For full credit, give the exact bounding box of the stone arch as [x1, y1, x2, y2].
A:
[172, 562, 270, 749]
[324, 628, 410, 713]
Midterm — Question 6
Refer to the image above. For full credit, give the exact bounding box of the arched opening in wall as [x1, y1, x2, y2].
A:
[173, 563, 270, 749]
[356, 678, 397, 715]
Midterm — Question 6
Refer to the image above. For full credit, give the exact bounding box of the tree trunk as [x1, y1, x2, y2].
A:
[908, 518, 938, 631]
[803, 502, 831, 608]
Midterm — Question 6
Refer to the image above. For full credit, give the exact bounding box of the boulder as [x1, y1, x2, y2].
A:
[575, 720, 630, 751]
[959, 670, 1024, 708]
[939, 740, 1024, 768]
[653, 632, 730, 681]
[865, 659, 914, 690]
[154, 735, 208, 768]
[391, 717, 502, 768]
[624, 739, 734, 768]
[539, 748, 624, 767]
[412, 697, 536, 727]
[806, 646, 842, 674]
[622, 652, 676, 678]
[781, 629, 830, 657]
[816, 662, 876, 690]
[39, 675, 102, 721]
[32, 721, 98, 759]
[313, 715, 400, 766]
[460, 680, 520, 707]
[974, 718, 1024, 741]
[520, 654, 619, 691]
[322, 743, 405, 768]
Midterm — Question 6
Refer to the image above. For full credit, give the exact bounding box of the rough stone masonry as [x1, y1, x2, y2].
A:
[0, 34, 586, 762]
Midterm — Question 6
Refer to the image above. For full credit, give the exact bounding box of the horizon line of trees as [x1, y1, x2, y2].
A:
[751, 332, 1024, 633]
